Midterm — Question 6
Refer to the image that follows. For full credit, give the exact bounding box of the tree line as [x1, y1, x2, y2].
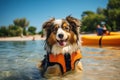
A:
[0, 0, 119, 37]
[81, 0, 120, 33]
[0, 18, 43, 37]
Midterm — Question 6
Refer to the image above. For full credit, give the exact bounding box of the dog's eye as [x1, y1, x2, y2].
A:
[64, 27, 70, 31]
[53, 27, 58, 34]
[65, 27, 69, 30]
[62, 23, 70, 31]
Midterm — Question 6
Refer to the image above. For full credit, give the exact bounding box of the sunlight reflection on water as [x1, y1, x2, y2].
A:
[0, 41, 120, 80]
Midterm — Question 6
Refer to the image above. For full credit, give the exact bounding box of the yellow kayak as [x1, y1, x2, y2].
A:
[109, 32, 120, 35]
[82, 32, 120, 46]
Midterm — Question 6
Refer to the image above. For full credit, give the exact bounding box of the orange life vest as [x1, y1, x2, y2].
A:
[49, 50, 82, 73]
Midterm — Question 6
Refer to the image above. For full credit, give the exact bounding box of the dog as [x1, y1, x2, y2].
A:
[38, 16, 83, 78]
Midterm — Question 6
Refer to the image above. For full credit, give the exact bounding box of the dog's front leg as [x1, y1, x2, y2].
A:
[44, 64, 62, 78]
[75, 61, 83, 72]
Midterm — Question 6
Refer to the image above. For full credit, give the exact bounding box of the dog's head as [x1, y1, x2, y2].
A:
[42, 16, 81, 55]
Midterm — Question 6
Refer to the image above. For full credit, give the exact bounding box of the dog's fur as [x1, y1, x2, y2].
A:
[38, 16, 83, 78]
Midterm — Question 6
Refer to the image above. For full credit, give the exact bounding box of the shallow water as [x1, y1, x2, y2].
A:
[0, 41, 46, 80]
[0, 41, 120, 80]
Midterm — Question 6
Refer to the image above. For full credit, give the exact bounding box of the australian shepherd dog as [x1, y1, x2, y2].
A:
[38, 16, 83, 78]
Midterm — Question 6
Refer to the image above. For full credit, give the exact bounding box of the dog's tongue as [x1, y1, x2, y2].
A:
[58, 40, 66, 46]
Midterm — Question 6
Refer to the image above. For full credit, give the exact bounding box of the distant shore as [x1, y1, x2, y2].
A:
[0, 35, 45, 41]
[1, 31, 119, 41]
[0, 34, 92, 41]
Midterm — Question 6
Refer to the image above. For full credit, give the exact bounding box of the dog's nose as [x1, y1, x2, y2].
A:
[58, 34, 64, 39]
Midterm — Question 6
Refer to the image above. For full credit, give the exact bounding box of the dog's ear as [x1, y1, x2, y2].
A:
[66, 16, 81, 28]
[66, 16, 81, 34]
[66, 16, 81, 44]
[42, 18, 55, 31]
[42, 18, 55, 37]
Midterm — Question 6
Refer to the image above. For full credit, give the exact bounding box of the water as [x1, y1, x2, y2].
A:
[0, 41, 46, 80]
[0, 41, 120, 80]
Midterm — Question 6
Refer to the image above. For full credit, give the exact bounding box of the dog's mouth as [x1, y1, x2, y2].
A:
[57, 38, 68, 46]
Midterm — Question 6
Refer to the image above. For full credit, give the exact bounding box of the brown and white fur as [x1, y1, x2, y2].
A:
[38, 16, 83, 78]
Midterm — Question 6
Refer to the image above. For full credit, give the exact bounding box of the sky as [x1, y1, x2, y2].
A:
[0, 0, 108, 32]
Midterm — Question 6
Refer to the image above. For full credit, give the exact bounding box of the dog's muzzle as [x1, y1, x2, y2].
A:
[56, 34, 68, 46]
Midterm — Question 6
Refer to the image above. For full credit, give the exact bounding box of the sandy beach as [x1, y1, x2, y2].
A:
[0, 34, 94, 41]
[0, 35, 45, 41]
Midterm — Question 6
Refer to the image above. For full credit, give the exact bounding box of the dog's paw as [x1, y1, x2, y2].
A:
[36, 61, 42, 70]
[75, 61, 83, 72]
[44, 64, 62, 78]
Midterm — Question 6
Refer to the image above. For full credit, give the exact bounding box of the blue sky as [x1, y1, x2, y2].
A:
[0, 0, 108, 32]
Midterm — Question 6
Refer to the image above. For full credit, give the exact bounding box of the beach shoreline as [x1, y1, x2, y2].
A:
[0, 35, 45, 41]
[0, 33, 96, 41]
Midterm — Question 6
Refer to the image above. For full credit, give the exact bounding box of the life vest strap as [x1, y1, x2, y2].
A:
[64, 53, 71, 71]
